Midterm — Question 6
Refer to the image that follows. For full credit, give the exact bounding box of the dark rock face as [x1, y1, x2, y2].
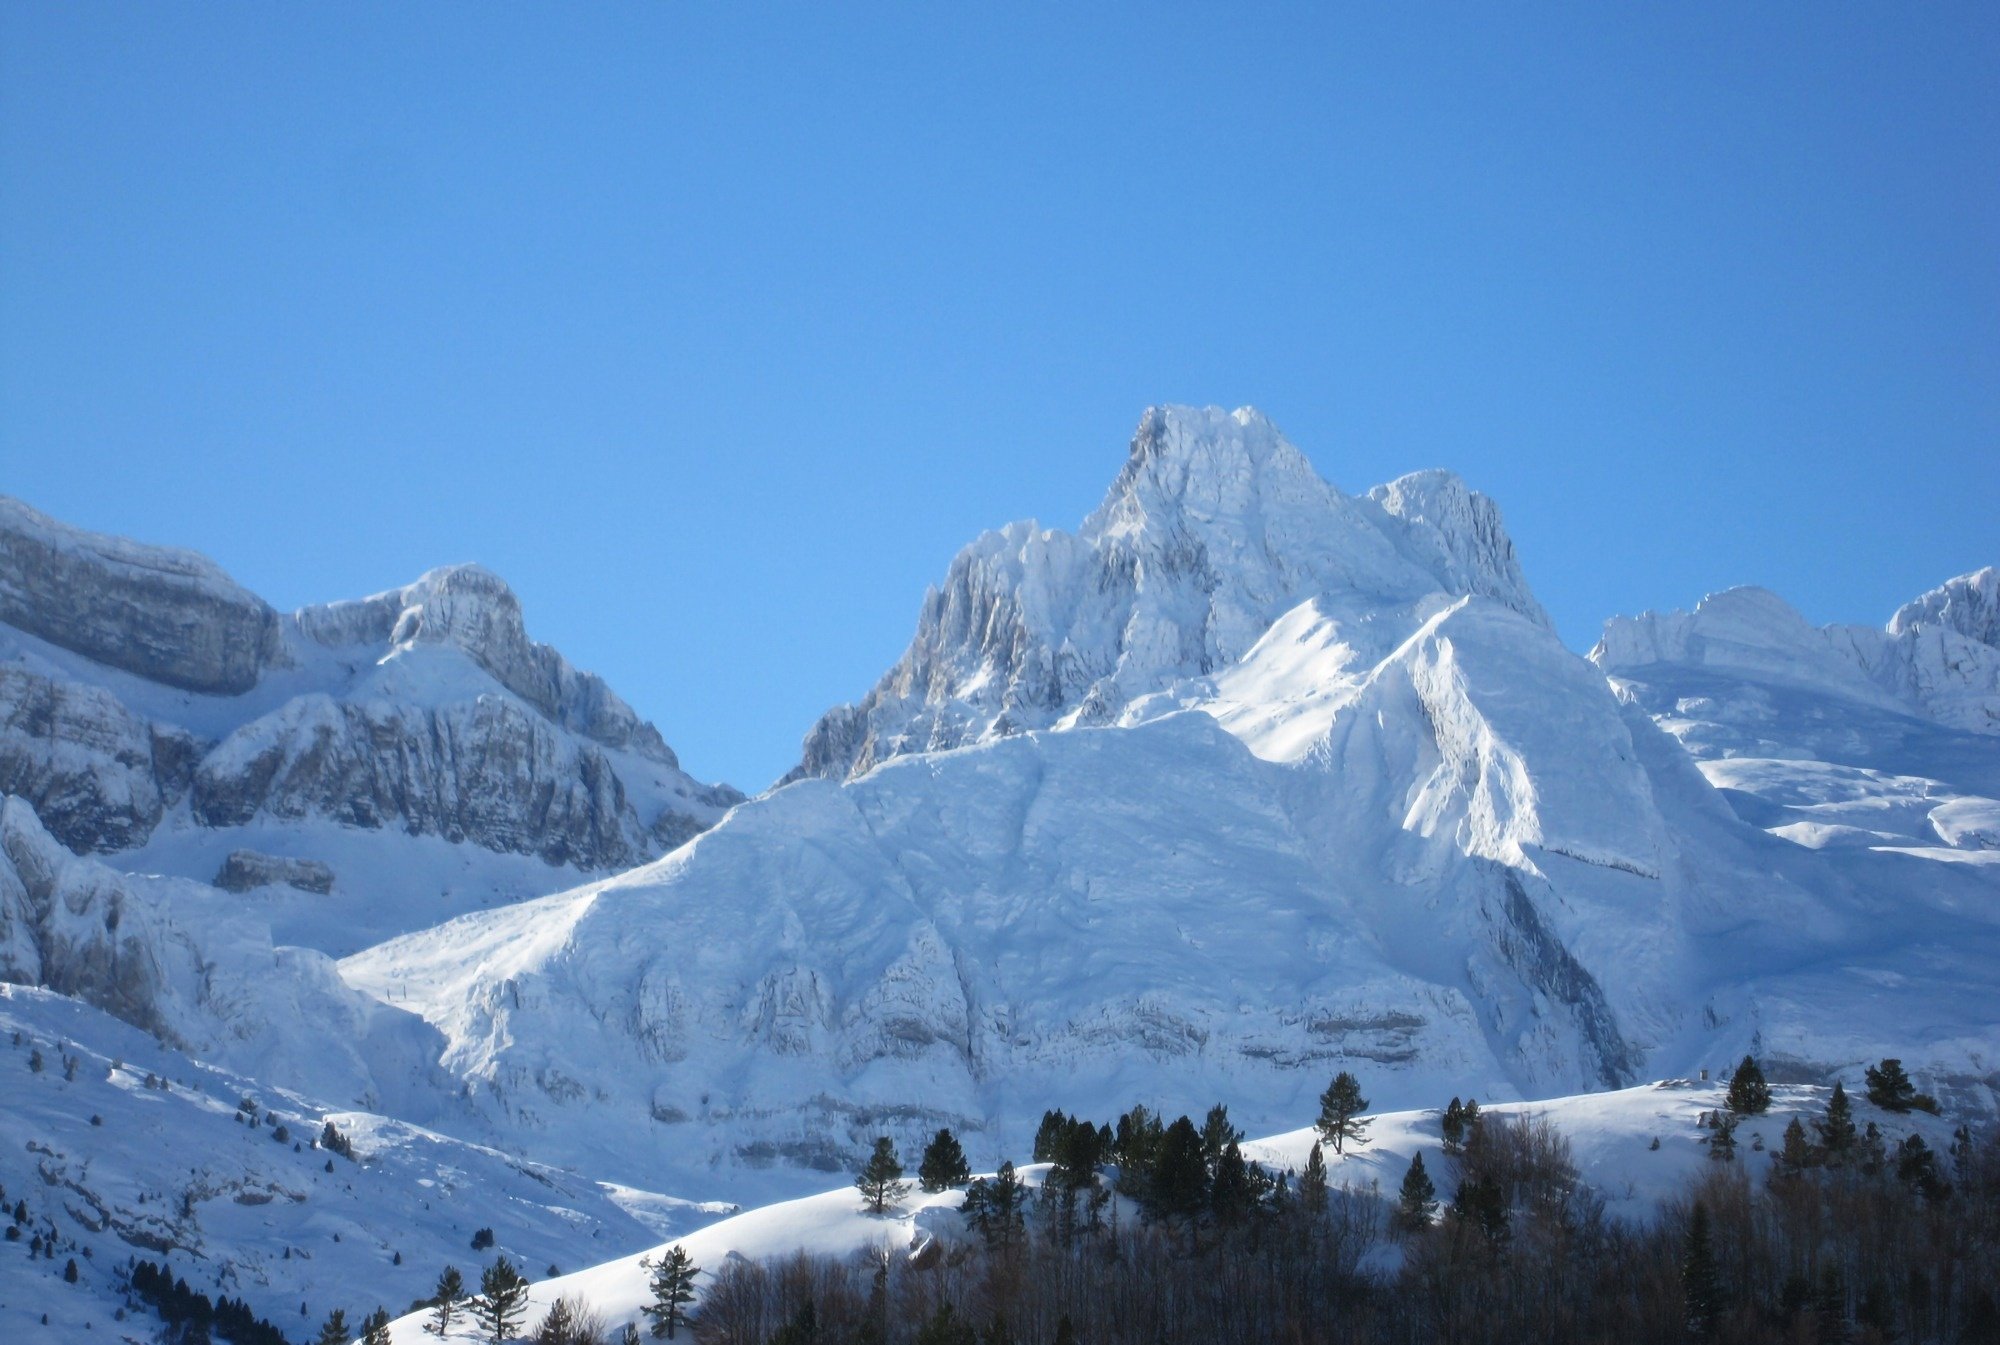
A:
[192, 696, 647, 869]
[214, 850, 336, 895]
[0, 664, 198, 853]
[0, 497, 283, 696]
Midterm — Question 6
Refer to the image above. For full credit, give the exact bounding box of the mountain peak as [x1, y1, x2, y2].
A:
[787, 406, 1554, 783]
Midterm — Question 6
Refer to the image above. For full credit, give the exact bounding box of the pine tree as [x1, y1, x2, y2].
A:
[1815, 1081, 1858, 1162]
[477, 1258, 530, 1342]
[1440, 1097, 1466, 1155]
[640, 1245, 699, 1340]
[1709, 1113, 1739, 1162]
[1896, 1134, 1949, 1200]
[855, 1136, 909, 1214]
[427, 1266, 465, 1337]
[1300, 1142, 1328, 1213]
[1315, 1071, 1371, 1155]
[1776, 1115, 1817, 1173]
[1395, 1152, 1437, 1231]
[986, 1161, 1027, 1251]
[1862, 1057, 1937, 1113]
[315, 1309, 349, 1345]
[362, 1309, 392, 1345]
[1209, 1139, 1253, 1225]
[1199, 1104, 1243, 1171]
[63, 1256, 79, 1284]
[918, 1128, 971, 1193]
[1682, 1202, 1721, 1342]
[1151, 1115, 1210, 1221]
[1726, 1055, 1772, 1114]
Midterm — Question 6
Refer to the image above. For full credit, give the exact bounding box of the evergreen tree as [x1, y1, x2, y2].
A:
[1300, 1142, 1328, 1213]
[1315, 1071, 1371, 1155]
[362, 1308, 392, 1345]
[1682, 1202, 1721, 1342]
[918, 1128, 971, 1193]
[1440, 1097, 1466, 1155]
[1395, 1152, 1438, 1231]
[477, 1258, 530, 1342]
[1046, 1115, 1105, 1193]
[1209, 1139, 1254, 1225]
[1725, 1055, 1772, 1114]
[1151, 1115, 1210, 1221]
[1452, 1174, 1508, 1246]
[1709, 1113, 1739, 1162]
[1896, 1133, 1949, 1200]
[427, 1266, 465, 1337]
[640, 1245, 699, 1340]
[63, 1256, 78, 1284]
[1776, 1115, 1818, 1173]
[1815, 1081, 1858, 1162]
[963, 1161, 1027, 1252]
[1199, 1104, 1242, 1172]
[315, 1309, 350, 1345]
[1032, 1111, 1067, 1163]
[1863, 1057, 1937, 1113]
[855, 1136, 910, 1214]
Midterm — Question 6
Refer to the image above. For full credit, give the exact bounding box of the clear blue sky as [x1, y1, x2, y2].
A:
[3, 5, 1995, 790]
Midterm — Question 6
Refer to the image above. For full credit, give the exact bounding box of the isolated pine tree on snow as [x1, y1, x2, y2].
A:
[1726, 1055, 1772, 1114]
[1396, 1152, 1438, 1231]
[641, 1244, 700, 1340]
[1863, 1057, 1938, 1114]
[314, 1309, 349, 1345]
[1440, 1097, 1466, 1154]
[1316, 1071, 1370, 1154]
[855, 1136, 909, 1214]
[1709, 1113, 1739, 1162]
[427, 1266, 465, 1336]
[1815, 1081, 1858, 1161]
[918, 1128, 971, 1193]
[1682, 1201, 1721, 1341]
[477, 1258, 530, 1342]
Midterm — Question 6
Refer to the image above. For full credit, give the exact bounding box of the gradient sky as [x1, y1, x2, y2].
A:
[3, 4, 1995, 790]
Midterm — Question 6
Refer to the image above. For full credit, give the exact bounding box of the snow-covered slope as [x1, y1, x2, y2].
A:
[0, 496, 742, 953]
[340, 408, 1999, 1207]
[0, 985, 727, 1342]
[1594, 578, 2000, 863]
[787, 406, 1548, 784]
[365, 1076, 1960, 1345]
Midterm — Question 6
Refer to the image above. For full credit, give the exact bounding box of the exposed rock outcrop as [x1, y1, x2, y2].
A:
[0, 496, 284, 694]
[214, 850, 335, 895]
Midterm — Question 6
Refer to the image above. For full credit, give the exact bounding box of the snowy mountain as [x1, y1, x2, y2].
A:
[0, 496, 742, 954]
[786, 406, 1548, 784]
[1, 408, 1993, 1339]
[335, 406, 1998, 1208]
[1593, 577, 2000, 859]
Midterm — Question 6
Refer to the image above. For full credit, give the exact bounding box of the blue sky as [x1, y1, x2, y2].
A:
[3, 5, 1995, 790]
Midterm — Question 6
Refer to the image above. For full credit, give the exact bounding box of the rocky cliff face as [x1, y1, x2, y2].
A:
[0, 496, 740, 914]
[787, 405, 1550, 783]
[0, 497, 284, 695]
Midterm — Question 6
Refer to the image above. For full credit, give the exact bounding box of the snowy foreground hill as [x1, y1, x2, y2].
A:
[363, 1078, 1960, 1345]
[0, 404, 1994, 1336]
